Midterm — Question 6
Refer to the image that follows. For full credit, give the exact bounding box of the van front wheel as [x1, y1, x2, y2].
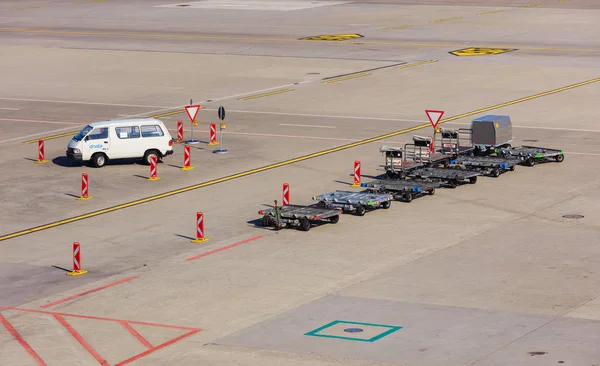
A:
[91, 153, 107, 168]
[143, 150, 161, 165]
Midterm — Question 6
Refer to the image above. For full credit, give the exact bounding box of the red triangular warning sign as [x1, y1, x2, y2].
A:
[425, 110, 444, 129]
[185, 105, 200, 123]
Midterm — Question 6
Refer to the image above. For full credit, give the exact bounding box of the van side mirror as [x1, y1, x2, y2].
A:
[84, 136, 89, 142]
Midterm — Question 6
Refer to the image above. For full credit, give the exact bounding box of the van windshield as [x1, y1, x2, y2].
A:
[73, 125, 93, 141]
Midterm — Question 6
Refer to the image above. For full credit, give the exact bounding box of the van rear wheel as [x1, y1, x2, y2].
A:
[143, 150, 160, 165]
[91, 153, 107, 168]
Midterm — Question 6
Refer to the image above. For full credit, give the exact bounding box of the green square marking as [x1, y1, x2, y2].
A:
[304, 320, 402, 342]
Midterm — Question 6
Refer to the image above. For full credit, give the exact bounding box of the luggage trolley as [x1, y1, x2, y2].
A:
[496, 145, 564, 166]
[380, 135, 451, 179]
[258, 200, 342, 232]
[448, 155, 519, 177]
[312, 190, 393, 216]
[362, 179, 440, 203]
[408, 167, 481, 188]
[434, 127, 476, 156]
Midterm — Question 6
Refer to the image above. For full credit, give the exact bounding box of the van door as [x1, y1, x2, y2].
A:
[113, 125, 143, 159]
[83, 127, 109, 160]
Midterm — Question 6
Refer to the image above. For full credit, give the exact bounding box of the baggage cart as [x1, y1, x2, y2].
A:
[496, 145, 564, 166]
[407, 167, 481, 188]
[448, 155, 519, 177]
[362, 179, 440, 203]
[312, 190, 393, 216]
[258, 200, 341, 232]
[434, 127, 476, 155]
[379, 136, 451, 179]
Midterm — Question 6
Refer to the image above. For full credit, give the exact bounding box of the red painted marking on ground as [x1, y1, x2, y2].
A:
[114, 329, 200, 366]
[185, 236, 263, 261]
[41, 276, 138, 309]
[0, 307, 201, 365]
[0, 306, 198, 330]
[120, 321, 153, 349]
[53, 314, 109, 366]
[0, 313, 47, 366]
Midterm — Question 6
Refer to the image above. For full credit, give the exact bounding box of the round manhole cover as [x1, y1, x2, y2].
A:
[344, 328, 363, 333]
[562, 214, 584, 219]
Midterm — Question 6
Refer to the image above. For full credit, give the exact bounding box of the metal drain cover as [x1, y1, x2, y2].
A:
[562, 214, 584, 219]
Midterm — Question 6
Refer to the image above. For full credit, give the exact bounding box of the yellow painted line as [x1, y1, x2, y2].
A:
[238, 88, 294, 101]
[478, 10, 506, 15]
[322, 72, 370, 84]
[520, 3, 545, 8]
[430, 16, 462, 23]
[378, 25, 413, 31]
[22, 109, 190, 144]
[394, 60, 438, 69]
[3, 77, 600, 242]
[1, 28, 598, 54]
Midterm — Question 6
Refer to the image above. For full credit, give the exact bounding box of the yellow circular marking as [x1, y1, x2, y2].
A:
[449, 47, 517, 56]
[299, 34, 363, 41]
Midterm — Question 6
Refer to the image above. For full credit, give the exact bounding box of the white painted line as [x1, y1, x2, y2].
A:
[279, 123, 336, 129]
[0, 97, 170, 109]
[202, 108, 424, 122]
[0, 125, 85, 144]
[208, 81, 312, 103]
[0, 107, 19, 110]
[0, 118, 80, 125]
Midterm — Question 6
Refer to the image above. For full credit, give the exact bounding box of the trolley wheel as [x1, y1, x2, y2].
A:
[509, 165, 516, 171]
[386, 170, 396, 178]
[261, 215, 272, 227]
[381, 201, 391, 209]
[447, 179, 458, 189]
[404, 192, 413, 202]
[356, 205, 366, 216]
[525, 157, 535, 166]
[298, 218, 311, 231]
[490, 168, 500, 178]
[429, 188, 435, 195]
[469, 176, 478, 184]
[317, 200, 326, 208]
[329, 215, 339, 224]
[555, 154, 564, 163]
[442, 160, 449, 168]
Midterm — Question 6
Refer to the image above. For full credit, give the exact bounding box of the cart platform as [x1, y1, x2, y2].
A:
[449, 155, 519, 177]
[312, 190, 393, 215]
[362, 179, 440, 202]
[258, 202, 341, 231]
[408, 167, 481, 188]
[497, 145, 564, 166]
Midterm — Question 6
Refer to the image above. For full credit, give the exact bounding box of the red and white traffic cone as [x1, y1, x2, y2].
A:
[207, 123, 219, 146]
[351, 160, 361, 187]
[77, 173, 92, 200]
[67, 242, 88, 276]
[176, 121, 184, 143]
[147, 155, 160, 181]
[282, 183, 290, 206]
[191, 212, 209, 243]
[35, 139, 49, 164]
[181, 145, 194, 171]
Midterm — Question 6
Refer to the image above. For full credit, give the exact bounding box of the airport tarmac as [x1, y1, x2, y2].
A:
[1, 1, 599, 365]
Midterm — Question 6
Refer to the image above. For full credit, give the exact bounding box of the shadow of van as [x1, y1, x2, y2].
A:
[52, 156, 151, 168]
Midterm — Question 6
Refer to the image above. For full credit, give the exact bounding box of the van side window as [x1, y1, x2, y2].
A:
[115, 126, 140, 139]
[141, 125, 164, 137]
[87, 128, 108, 140]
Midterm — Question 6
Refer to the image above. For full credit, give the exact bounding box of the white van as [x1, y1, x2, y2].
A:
[66, 118, 174, 167]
